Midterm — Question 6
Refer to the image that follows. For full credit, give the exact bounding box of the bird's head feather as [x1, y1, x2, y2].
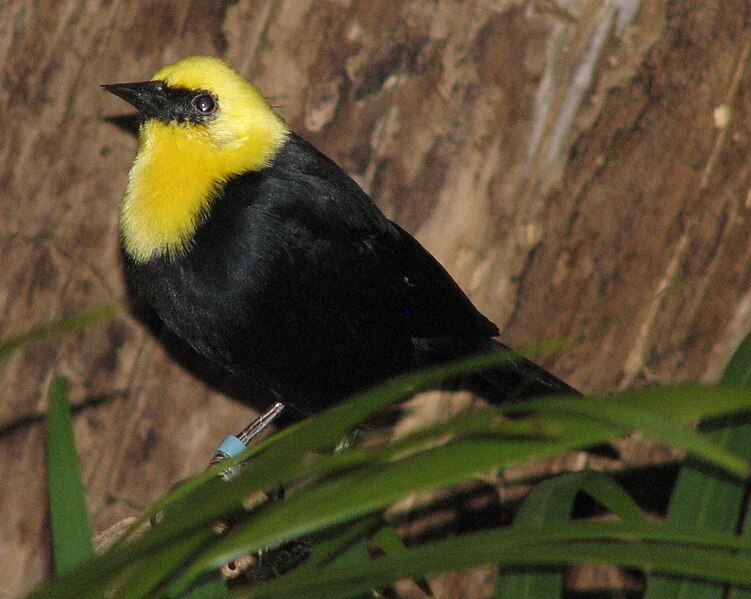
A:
[105, 56, 288, 262]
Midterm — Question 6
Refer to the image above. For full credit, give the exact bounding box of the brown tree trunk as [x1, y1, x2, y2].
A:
[2, 1, 750, 596]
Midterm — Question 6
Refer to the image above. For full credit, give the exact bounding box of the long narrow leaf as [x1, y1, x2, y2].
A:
[29, 352, 538, 598]
[0, 303, 121, 364]
[115, 350, 544, 547]
[495, 470, 647, 598]
[179, 427, 611, 583]
[29, 360, 751, 598]
[645, 332, 751, 599]
[507, 388, 751, 478]
[245, 521, 751, 599]
[725, 331, 751, 599]
[509, 385, 751, 427]
[46, 376, 95, 574]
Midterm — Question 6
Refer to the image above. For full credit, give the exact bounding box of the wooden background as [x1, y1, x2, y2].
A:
[2, 1, 751, 596]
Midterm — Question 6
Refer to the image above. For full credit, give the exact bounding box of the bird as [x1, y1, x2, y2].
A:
[103, 55, 577, 418]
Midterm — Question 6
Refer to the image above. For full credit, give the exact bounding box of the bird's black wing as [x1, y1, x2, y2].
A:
[254, 134, 578, 404]
[375, 224, 579, 401]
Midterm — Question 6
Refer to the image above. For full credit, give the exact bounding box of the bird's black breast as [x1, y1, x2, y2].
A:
[124, 133, 498, 410]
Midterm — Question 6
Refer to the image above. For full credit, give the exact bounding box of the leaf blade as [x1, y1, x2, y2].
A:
[46, 376, 95, 574]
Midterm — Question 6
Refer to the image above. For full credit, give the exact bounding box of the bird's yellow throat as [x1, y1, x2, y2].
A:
[119, 56, 288, 262]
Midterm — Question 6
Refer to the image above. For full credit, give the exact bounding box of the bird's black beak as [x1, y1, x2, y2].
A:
[102, 81, 170, 121]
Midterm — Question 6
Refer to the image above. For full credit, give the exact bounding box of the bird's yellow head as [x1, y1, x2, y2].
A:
[104, 56, 289, 262]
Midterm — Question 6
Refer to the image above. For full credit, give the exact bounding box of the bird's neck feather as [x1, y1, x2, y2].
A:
[120, 119, 287, 262]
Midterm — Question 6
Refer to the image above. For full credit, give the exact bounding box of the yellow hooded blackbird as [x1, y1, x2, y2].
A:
[103, 56, 576, 414]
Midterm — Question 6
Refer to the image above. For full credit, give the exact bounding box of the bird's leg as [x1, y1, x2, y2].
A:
[209, 401, 289, 582]
[208, 401, 313, 584]
[151, 401, 288, 529]
[210, 400, 286, 480]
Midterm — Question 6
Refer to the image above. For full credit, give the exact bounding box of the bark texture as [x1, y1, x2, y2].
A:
[2, 1, 751, 596]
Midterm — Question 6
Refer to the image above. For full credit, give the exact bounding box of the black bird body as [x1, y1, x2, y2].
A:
[107, 57, 576, 414]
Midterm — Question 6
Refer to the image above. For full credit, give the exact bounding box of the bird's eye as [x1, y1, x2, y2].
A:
[191, 93, 216, 115]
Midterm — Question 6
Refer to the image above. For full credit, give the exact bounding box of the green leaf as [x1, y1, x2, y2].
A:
[369, 523, 433, 597]
[0, 302, 122, 364]
[26, 353, 751, 599]
[114, 350, 581, 551]
[183, 432, 605, 579]
[301, 517, 381, 572]
[245, 521, 751, 599]
[496, 471, 645, 598]
[46, 376, 95, 574]
[112, 528, 216, 599]
[508, 387, 751, 478]
[720, 328, 751, 388]
[179, 573, 226, 599]
[644, 331, 751, 599]
[26, 353, 530, 598]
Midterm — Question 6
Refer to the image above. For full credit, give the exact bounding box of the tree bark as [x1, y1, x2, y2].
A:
[1, 1, 750, 596]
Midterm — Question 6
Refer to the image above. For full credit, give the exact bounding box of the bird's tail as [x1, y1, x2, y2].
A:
[419, 338, 618, 457]
[418, 337, 579, 403]
[471, 338, 579, 402]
